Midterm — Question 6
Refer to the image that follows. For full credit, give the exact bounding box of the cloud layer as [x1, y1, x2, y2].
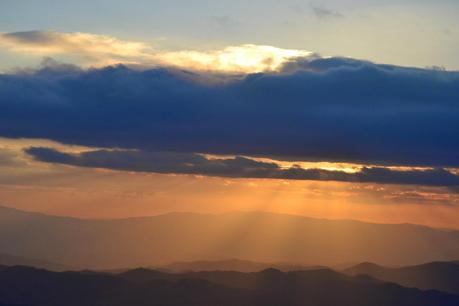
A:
[26, 147, 459, 187]
[1, 57, 458, 172]
[0, 31, 311, 73]
[0, 31, 151, 66]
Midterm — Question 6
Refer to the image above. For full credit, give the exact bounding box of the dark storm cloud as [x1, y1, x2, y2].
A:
[1, 57, 459, 168]
[26, 147, 459, 187]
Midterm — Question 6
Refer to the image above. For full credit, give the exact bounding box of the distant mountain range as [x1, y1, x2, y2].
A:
[3, 253, 459, 297]
[345, 261, 459, 295]
[160, 259, 322, 273]
[0, 254, 69, 272]
[1, 265, 458, 306]
[1, 205, 459, 269]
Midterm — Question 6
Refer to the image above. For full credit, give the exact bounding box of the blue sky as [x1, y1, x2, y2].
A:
[1, 0, 459, 69]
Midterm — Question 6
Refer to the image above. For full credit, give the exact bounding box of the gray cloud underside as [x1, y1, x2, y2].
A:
[2, 31, 58, 44]
[0, 56, 459, 168]
[26, 147, 459, 187]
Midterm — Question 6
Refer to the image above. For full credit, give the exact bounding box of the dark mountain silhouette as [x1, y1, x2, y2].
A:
[345, 261, 459, 294]
[1, 265, 459, 306]
[160, 259, 320, 272]
[118, 266, 353, 290]
[1, 205, 459, 269]
[0, 254, 69, 271]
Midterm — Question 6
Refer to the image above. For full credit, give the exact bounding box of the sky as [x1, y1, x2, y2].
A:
[1, 0, 459, 70]
[0, 0, 459, 229]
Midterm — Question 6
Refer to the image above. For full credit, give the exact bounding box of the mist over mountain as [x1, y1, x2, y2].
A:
[160, 259, 320, 273]
[1, 265, 459, 306]
[1, 206, 459, 269]
[345, 261, 459, 295]
[0, 254, 69, 271]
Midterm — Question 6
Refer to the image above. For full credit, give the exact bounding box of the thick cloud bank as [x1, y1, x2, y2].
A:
[26, 147, 459, 187]
[1, 57, 459, 169]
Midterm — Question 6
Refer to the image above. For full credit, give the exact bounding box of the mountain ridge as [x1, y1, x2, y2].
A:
[159, 258, 323, 273]
[0, 253, 69, 271]
[1, 205, 459, 269]
[345, 261, 459, 294]
[1, 265, 459, 306]
[1, 205, 457, 232]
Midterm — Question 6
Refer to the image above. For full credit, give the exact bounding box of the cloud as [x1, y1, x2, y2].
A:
[0, 31, 151, 66]
[0, 31, 312, 73]
[0, 57, 458, 169]
[0, 148, 24, 167]
[383, 189, 458, 206]
[290, 3, 343, 19]
[310, 4, 343, 19]
[153, 44, 312, 73]
[25, 147, 459, 187]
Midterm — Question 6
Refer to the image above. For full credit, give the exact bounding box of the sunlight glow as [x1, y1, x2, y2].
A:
[0, 31, 150, 63]
[0, 31, 313, 73]
[153, 44, 313, 73]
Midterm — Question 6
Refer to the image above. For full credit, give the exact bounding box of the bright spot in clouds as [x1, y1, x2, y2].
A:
[153, 44, 312, 73]
[0, 31, 313, 73]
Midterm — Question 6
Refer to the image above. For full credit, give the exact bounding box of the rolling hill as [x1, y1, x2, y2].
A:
[1, 265, 458, 306]
[1, 205, 459, 269]
[345, 261, 459, 294]
[0, 254, 69, 271]
[160, 259, 319, 273]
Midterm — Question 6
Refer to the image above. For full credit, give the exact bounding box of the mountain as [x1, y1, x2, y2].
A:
[160, 259, 319, 273]
[0, 254, 69, 271]
[118, 267, 352, 290]
[1, 205, 459, 269]
[1, 265, 459, 306]
[345, 261, 459, 294]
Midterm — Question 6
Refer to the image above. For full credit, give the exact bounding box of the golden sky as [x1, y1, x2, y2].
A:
[1, 137, 458, 229]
